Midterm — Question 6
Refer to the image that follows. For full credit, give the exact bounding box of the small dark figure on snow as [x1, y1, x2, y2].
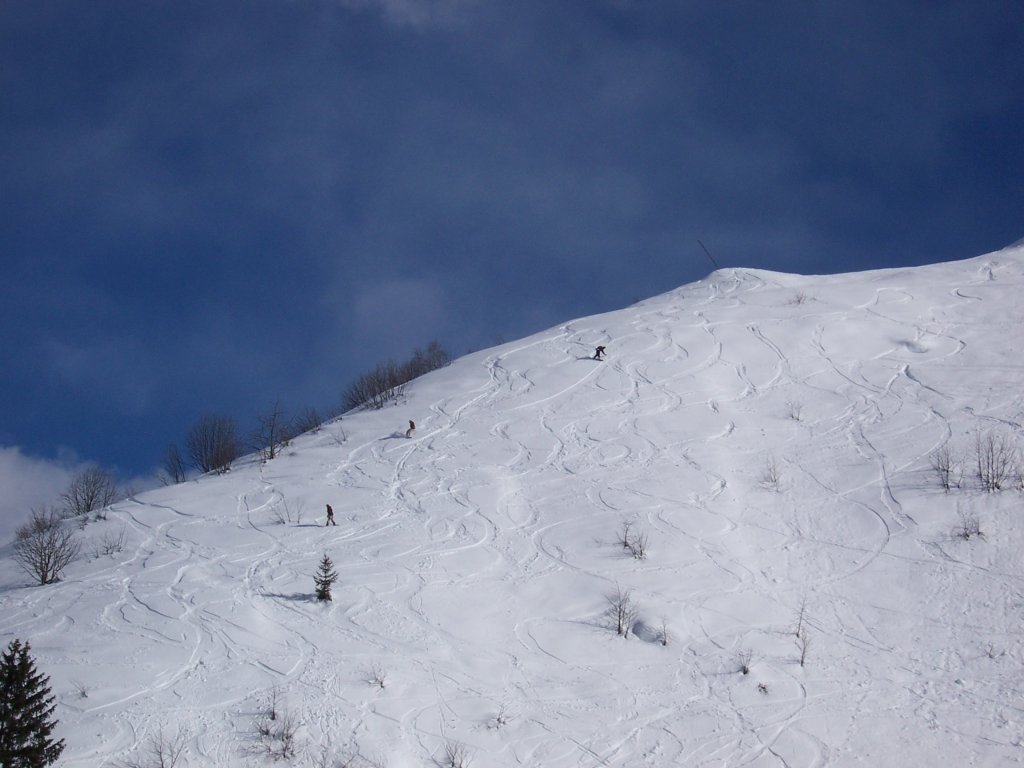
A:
[405, 420, 416, 439]
[325, 504, 336, 526]
[593, 345, 606, 360]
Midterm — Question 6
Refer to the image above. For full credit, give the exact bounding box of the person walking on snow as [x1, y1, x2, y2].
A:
[593, 345, 606, 360]
[406, 420, 416, 438]
[325, 504, 336, 526]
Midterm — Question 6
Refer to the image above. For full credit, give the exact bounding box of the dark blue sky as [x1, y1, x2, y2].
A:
[2, 0, 1022, 497]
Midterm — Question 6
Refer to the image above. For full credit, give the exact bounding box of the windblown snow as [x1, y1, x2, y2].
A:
[3, 246, 1024, 767]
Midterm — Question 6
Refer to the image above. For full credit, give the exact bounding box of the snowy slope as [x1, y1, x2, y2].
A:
[2, 246, 1024, 767]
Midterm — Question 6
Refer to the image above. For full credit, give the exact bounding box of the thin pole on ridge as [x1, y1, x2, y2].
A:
[697, 239, 721, 270]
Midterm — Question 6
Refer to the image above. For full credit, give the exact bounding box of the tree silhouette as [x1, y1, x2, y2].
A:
[314, 553, 338, 602]
[0, 639, 64, 767]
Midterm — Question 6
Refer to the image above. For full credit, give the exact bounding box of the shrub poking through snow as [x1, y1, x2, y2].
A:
[606, 585, 638, 638]
[736, 649, 753, 675]
[975, 430, 1017, 492]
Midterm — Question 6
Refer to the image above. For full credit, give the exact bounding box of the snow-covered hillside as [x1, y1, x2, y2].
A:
[3, 246, 1024, 767]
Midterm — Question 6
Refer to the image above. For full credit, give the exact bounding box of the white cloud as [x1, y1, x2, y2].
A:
[0, 446, 82, 545]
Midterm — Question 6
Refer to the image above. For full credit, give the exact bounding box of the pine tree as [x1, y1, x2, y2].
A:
[0, 640, 65, 768]
[314, 553, 337, 602]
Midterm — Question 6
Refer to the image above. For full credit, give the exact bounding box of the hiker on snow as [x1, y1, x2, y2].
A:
[406, 420, 416, 438]
[593, 345, 606, 360]
[325, 504, 336, 526]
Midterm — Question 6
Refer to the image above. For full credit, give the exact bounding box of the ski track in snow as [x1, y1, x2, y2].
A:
[3, 249, 1024, 766]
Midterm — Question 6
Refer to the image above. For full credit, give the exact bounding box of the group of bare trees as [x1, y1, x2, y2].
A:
[159, 341, 449, 482]
[931, 429, 1023, 493]
[342, 341, 450, 413]
[162, 404, 325, 482]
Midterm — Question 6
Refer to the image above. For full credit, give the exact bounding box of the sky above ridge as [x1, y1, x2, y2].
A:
[2, 0, 1023, 533]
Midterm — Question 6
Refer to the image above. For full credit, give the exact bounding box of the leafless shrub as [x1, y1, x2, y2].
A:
[618, 521, 634, 550]
[659, 616, 670, 647]
[440, 740, 472, 768]
[252, 401, 293, 461]
[954, 509, 984, 541]
[798, 632, 811, 667]
[186, 413, 239, 474]
[255, 707, 299, 760]
[269, 684, 281, 721]
[368, 663, 387, 689]
[757, 682, 769, 695]
[930, 444, 962, 492]
[606, 584, 638, 638]
[343, 342, 451, 412]
[119, 727, 188, 768]
[785, 399, 803, 421]
[161, 443, 188, 485]
[491, 703, 513, 730]
[92, 525, 127, 557]
[342, 361, 407, 412]
[271, 499, 303, 526]
[789, 290, 811, 305]
[793, 596, 808, 638]
[760, 454, 782, 492]
[62, 466, 117, 518]
[736, 649, 753, 675]
[975, 430, 1018, 492]
[313, 746, 365, 768]
[627, 530, 648, 560]
[292, 407, 324, 436]
[14, 508, 81, 585]
[71, 679, 88, 698]
[618, 520, 648, 559]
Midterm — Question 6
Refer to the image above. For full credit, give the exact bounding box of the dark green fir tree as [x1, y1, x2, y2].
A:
[314, 553, 338, 602]
[0, 639, 65, 768]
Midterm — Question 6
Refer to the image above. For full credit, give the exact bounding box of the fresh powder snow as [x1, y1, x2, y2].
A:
[2, 244, 1023, 767]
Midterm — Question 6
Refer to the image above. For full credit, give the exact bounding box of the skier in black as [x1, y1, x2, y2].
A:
[406, 420, 416, 438]
[325, 504, 336, 526]
[593, 345, 606, 360]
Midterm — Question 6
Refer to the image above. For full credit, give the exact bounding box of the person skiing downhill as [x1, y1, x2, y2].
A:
[325, 504, 336, 526]
[593, 345, 606, 360]
[406, 420, 416, 438]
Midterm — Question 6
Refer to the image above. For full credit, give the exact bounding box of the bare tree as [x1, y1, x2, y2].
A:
[798, 632, 812, 667]
[120, 727, 187, 768]
[606, 585, 637, 637]
[252, 401, 291, 461]
[736, 649, 753, 675]
[13, 509, 81, 585]
[342, 342, 451, 413]
[91, 525, 127, 558]
[793, 595, 809, 638]
[161, 443, 187, 485]
[342, 361, 407, 412]
[62, 466, 117, 518]
[292, 407, 323, 436]
[760, 454, 782, 492]
[441, 740, 472, 768]
[186, 414, 238, 473]
[930, 444, 961, 492]
[975, 430, 1017, 492]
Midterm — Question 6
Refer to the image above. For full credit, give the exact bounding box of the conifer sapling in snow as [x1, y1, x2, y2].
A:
[0, 639, 65, 768]
[314, 553, 338, 601]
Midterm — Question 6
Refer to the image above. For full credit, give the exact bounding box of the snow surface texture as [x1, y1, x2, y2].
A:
[2, 247, 1024, 767]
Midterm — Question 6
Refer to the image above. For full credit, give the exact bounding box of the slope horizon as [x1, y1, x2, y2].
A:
[2, 243, 1023, 767]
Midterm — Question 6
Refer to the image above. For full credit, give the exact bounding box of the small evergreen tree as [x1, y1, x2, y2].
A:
[314, 553, 337, 602]
[0, 639, 65, 768]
